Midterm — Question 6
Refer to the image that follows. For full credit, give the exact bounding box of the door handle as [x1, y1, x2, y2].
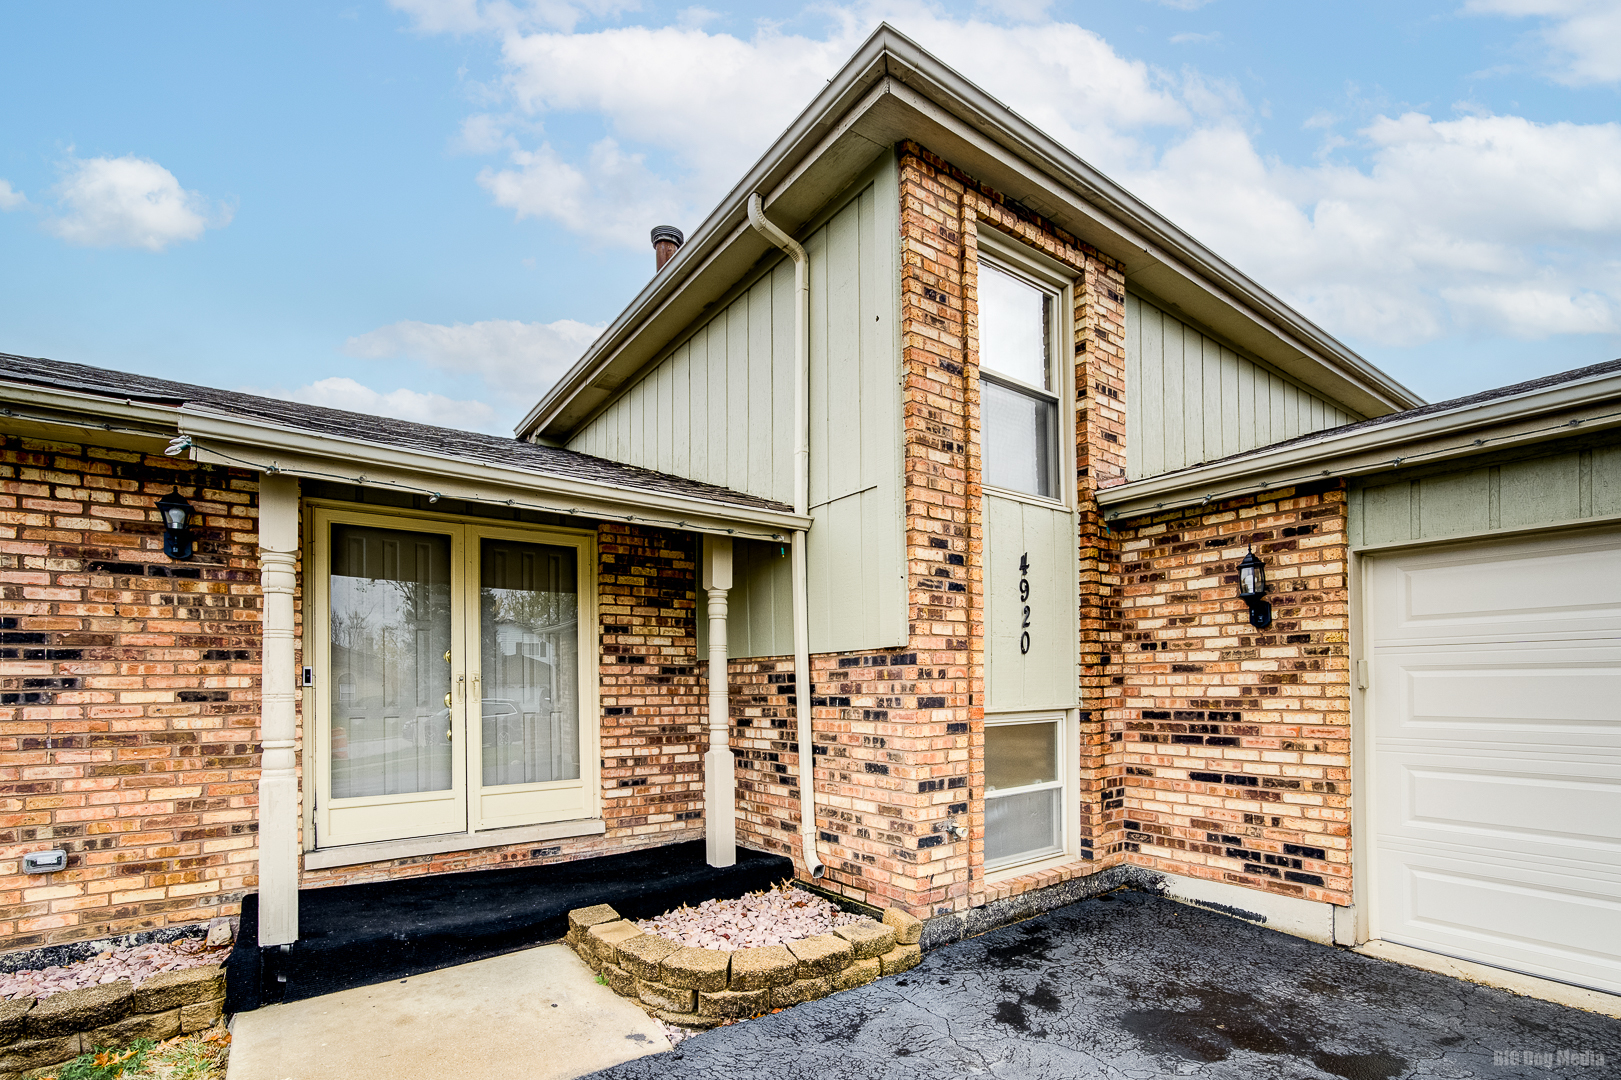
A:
[444, 691, 452, 708]
[457, 674, 466, 702]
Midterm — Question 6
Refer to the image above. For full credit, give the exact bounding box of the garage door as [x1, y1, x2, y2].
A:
[1367, 527, 1621, 995]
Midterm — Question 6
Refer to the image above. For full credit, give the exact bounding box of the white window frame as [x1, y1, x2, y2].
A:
[304, 500, 600, 854]
[982, 709, 1080, 879]
[976, 241, 1068, 507]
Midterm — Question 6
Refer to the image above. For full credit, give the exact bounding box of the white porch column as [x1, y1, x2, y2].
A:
[702, 535, 736, 868]
[256, 474, 300, 946]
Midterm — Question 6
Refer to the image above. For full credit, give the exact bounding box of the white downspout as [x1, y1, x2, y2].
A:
[747, 193, 824, 878]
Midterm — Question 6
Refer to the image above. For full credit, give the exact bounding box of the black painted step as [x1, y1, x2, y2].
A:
[226, 841, 793, 1012]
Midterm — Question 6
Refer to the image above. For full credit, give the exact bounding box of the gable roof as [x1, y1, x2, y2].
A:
[520, 23, 1423, 443]
[0, 352, 793, 515]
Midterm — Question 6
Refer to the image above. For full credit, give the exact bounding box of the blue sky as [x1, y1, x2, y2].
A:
[2, 1, 1618, 433]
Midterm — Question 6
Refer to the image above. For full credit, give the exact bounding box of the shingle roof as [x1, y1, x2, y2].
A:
[1166, 357, 1621, 476]
[0, 352, 794, 514]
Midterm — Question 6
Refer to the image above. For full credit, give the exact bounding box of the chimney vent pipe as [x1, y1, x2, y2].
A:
[651, 225, 684, 271]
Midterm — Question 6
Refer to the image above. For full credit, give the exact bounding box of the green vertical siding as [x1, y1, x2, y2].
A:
[1348, 440, 1621, 549]
[1125, 293, 1356, 479]
[984, 495, 1080, 713]
[575, 151, 904, 657]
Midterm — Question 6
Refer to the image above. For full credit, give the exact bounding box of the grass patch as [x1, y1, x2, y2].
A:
[39, 1030, 230, 1080]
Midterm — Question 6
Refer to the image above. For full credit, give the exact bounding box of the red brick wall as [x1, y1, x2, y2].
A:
[1112, 482, 1352, 905]
[300, 522, 708, 888]
[0, 435, 261, 952]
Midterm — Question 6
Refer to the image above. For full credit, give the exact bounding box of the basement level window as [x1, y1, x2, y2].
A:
[979, 260, 1061, 500]
[983, 714, 1065, 869]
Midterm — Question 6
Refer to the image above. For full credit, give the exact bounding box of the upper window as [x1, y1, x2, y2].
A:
[978, 260, 1061, 500]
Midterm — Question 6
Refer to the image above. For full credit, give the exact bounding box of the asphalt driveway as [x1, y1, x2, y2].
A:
[587, 890, 1619, 1080]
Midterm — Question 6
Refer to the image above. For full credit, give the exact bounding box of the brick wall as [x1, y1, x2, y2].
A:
[300, 522, 708, 888]
[1111, 482, 1352, 905]
[0, 435, 261, 952]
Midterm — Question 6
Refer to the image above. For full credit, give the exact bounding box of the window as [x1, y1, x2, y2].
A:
[312, 506, 596, 849]
[983, 715, 1065, 869]
[979, 260, 1061, 500]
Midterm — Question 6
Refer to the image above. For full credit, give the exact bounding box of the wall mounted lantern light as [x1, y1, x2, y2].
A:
[156, 489, 195, 560]
[1236, 549, 1272, 629]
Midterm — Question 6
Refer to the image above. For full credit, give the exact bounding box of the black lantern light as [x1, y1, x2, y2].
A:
[1236, 549, 1272, 629]
[156, 489, 195, 560]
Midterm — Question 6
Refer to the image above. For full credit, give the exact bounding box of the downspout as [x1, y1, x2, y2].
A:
[747, 193, 824, 878]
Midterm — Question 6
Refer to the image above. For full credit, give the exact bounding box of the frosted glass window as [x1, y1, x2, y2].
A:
[984, 717, 1063, 868]
[329, 525, 453, 799]
[978, 260, 1061, 500]
[480, 539, 580, 787]
[982, 380, 1058, 499]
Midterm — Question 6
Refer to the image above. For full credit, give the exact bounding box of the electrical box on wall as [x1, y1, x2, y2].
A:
[23, 849, 67, 874]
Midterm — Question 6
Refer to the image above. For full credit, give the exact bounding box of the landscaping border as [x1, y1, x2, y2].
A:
[0, 965, 225, 1078]
[567, 905, 923, 1028]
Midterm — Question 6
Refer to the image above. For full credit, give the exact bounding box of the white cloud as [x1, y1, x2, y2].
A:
[345, 316, 604, 403]
[265, 376, 503, 433]
[0, 180, 27, 211]
[402, 2, 1621, 355]
[1465, 0, 1621, 86]
[1170, 31, 1221, 44]
[390, 0, 640, 35]
[45, 155, 229, 251]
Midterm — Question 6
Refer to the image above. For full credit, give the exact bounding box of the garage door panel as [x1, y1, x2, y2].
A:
[1367, 526, 1621, 995]
[1374, 645, 1621, 744]
[1379, 761, 1621, 862]
[1377, 855, 1621, 993]
[1369, 535, 1621, 644]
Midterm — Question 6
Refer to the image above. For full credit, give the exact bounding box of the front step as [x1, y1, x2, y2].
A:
[225, 841, 793, 1012]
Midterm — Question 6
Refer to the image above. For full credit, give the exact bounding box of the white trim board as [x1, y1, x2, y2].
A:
[303, 819, 608, 871]
[1148, 869, 1350, 946]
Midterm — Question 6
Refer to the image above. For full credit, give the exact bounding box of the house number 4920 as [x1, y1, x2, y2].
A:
[1019, 552, 1031, 655]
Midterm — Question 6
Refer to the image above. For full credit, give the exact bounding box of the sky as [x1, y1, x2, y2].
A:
[2, 1, 1618, 435]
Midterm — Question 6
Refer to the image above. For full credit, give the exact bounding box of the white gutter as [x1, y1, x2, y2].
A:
[747, 193, 824, 879]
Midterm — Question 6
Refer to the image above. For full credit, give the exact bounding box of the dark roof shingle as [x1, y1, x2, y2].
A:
[0, 352, 793, 514]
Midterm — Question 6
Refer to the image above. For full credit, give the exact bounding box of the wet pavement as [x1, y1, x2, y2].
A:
[586, 890, 1621, 1079]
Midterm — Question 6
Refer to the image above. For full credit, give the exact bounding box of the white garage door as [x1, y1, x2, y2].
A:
[1367, 527, 1621, 995]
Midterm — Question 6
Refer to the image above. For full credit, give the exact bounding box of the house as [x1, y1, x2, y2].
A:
[3, 25, 1617, 1005]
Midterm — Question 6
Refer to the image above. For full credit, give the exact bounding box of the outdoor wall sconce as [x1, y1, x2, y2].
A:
[1237, 550, 1272, 629]
[157, 489, 195, 560]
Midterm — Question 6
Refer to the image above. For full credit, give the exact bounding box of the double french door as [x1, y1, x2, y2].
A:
[310, 506, 597, 849]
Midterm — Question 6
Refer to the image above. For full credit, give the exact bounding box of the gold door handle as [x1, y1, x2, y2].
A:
[444, 691, 452, 708]
[446, 728, 453, 742]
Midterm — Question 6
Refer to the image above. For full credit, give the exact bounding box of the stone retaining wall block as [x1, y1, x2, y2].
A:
[615, 934, 679, 983]
[834, 957, 881, 991]
[635, 979, 697, 1013]
[0, 1034, 80, 1073]
[26, 982, 132, 1039]
[697, 987, 769, 1020]
[602, 962, 636, 998]
[786, 934, 854, 978]
[879, 943, 922, 975]
[834, 921, 897, 960]
[130, 966, 224, 1013]
[568, 904, 621, 935]
[586, 921, 642, 966]
[883, 908, 923, 946]
[661, 946, 730, 992]
[771, 976, 832, 1009]
[726, 946, 797, 991]
[179, 998, 224, 1034]
[645, 1007, 723, 1030]
[0, 999, 32, 1044]
[86, 1008, 181, 1048]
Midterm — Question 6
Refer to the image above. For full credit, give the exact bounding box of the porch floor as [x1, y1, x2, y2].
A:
[226, 840, 793, 1012]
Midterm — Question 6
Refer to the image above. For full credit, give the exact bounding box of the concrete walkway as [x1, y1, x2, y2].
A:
[227, 943, 668, 1080]
[588, 891, 1621, 1080]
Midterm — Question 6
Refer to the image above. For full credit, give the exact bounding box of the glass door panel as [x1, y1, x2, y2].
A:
[320, 519, 466, 846]
[479, 538, 579, 786]
[471, 532, 589, 829]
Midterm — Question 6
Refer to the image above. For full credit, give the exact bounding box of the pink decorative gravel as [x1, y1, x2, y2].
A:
[0, 938, 229, 1002]
[637, 883, 869, 951]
